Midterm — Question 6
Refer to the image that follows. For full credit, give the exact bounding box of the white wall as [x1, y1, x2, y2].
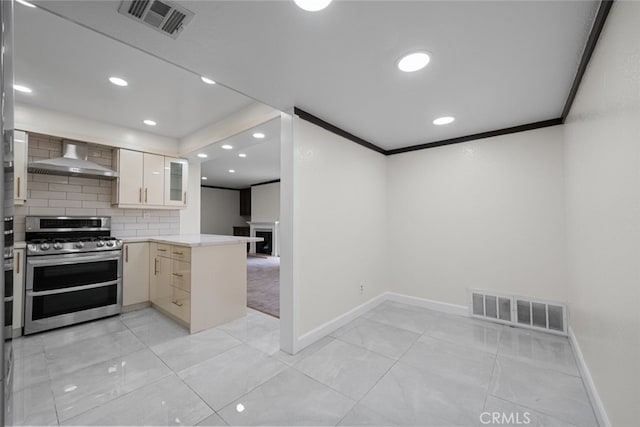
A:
[292, 118, 388, 336]
[200, 187, 246, 234]
[251, 182, 280, 222]
[564, 2, 640, 425]
[387, 126, 567, 307]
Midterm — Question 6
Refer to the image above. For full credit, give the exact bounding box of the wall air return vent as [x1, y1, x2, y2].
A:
[118, 0, 194, 39]
[469, 289, 567, 336]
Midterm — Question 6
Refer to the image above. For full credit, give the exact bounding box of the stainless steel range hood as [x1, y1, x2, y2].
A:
[28, 140, 118, 179]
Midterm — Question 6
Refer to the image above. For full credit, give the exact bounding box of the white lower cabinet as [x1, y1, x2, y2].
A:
[122, 242, 150, 307]
[149, 242, 246, 333]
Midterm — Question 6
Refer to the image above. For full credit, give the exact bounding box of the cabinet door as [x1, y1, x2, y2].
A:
[123, 243, 150, 306]
[143, 153, 165, 206]
[14, 130, 27, 204]
[164, 157, 188, 207]
[118, 149, 144, 205]
[152, 255, 172, 311]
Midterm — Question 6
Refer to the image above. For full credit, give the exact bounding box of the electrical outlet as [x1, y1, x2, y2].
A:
[360, 283, 365, 294]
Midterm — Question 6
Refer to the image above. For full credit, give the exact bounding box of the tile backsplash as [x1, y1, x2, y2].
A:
[14, 133, 180, 241]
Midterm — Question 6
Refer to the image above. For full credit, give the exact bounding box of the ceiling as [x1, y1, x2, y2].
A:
[13, 3, 258, 140]
[189, 118, 281, 189]
[14, 2, 281, 188]
[32, 0, 599, 151]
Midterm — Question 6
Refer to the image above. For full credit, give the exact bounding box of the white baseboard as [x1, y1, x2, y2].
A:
[385, 292, 468, 316]
[295, 293, 387, 352]
[568, 326, 610, 427]
[294, 292, 467, 352]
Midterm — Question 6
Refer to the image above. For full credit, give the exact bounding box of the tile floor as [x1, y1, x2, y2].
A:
[10, 301, 598, 426]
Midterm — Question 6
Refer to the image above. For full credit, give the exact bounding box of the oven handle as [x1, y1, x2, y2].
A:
[27, 253, 121, 266]
[26, 280, 120, 297]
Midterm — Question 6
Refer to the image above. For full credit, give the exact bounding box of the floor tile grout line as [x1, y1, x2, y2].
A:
[481, 339, 500, 414]
[331, 324, 424, 426]
[495, 352, 582, 378]
[57, 372, 175, 424]
[49, 312, 173, 424]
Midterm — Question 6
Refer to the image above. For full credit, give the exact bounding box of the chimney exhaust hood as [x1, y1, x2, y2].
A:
[28, 140, 118, 180]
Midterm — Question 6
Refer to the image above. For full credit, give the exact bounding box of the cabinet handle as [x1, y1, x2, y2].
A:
[172, 299, 183, 307]
[183, 191, 187, 204]
[139, 188, 142, 203]
[16, 177, 21, 198]
[125, 245, 129, 263]
[172, 272, 183, 278]
[16, 251, 20, 275]
[145, 188, 148, 203]
[154, 258, 158, 275]
[157, 248, 167, 252]
[172, 251, 183, 255]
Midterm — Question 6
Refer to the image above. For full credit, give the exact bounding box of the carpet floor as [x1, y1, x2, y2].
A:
[246, 255, 280, 318]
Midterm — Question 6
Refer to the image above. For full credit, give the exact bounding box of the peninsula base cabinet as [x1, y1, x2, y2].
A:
[122, 242, 150, 309]
[149, 242, 246, 333]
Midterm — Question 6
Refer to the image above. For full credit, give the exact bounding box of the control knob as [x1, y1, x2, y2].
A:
[96, 240, 105, 247]
[40, 242, 50, 251]
[74, 241, 85, 249]
[106, 240, 115, 247]
[115, 239, 123, 247]
[53, 242, 63, 250]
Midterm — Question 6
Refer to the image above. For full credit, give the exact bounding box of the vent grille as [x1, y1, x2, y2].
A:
[118, 0, 194, 39]
[470, 289, 567, 335]
[127, 0, 148, 18]
[162, 10, 186, 34]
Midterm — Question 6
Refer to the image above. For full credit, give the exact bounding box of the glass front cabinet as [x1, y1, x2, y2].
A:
[164, 157, 189, 207]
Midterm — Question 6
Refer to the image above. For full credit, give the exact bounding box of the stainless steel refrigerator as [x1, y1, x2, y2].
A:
[0, 0, 15, 424]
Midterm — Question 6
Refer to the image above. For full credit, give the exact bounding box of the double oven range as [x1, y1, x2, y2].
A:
[24, 216, 123, 335]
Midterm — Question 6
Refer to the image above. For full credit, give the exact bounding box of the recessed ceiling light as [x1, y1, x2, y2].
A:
[14, 84, 32, 93]
[397, 52, 431, 72]
[238, 153, 247, 158]
[143, 119, 157, 126]
[252, 133, 265, 139]
[197, 153, 208, 158]
[109, 77, 128, 87]
[16, 0, 36, 7]
[201, 176, 207, 180]
[16, 0, 36, 8]
[433, 116, 455, 125]
[201, 76, 216, 85]
[294, 0, 332, 12]
[222, 144, 233, 150]
[229, 169, 236, 173]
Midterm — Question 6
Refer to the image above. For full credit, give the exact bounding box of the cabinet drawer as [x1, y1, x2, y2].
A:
[169, 287, 191, 324]
[170, 245, 190, 262]
[155, 243, 171, 257]
[171, 260, 191, 292]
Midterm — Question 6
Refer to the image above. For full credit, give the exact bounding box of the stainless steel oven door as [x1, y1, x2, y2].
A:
[24, 251, 122, 335]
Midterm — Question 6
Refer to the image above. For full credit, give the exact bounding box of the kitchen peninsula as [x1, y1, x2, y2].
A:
[122, 234, 262, 334]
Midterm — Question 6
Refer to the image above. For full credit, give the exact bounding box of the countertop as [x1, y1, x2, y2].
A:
[122, 234, 263, 248]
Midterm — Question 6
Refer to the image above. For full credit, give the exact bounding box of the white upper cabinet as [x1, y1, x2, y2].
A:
[113, 149, 188, 209]
[143, 153, 165, 206]
[115, 149, 144, 206]
[14, 130, 28, 205]
[164, 157, 188, 207]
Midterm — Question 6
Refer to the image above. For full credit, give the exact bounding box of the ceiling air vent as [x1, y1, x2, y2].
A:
[118, 0, 194, 39]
